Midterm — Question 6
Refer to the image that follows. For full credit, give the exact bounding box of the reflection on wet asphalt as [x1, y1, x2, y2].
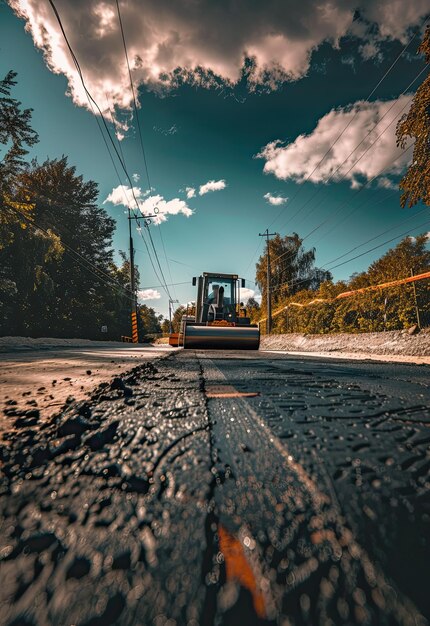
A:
[0, 350, 429, 625]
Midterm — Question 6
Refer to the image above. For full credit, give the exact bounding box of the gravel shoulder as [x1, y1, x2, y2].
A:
[260, 329, 430, 364]
[0, 336, 143, 353]
[0, 342, 173, 439]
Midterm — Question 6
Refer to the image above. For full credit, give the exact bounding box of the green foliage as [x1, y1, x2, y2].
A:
[245, 296, 260, 323]
[396, 26, 430, 208]
[0, 71, 39, 185]
[256, 233, 332, 320]
[261, 236, 430, 334]
[0, 71, 39, 244]
[170, 304, 196, 333]
[171, 305, 185, 333]
[161, 319, 170, 335]
[0, 71, 169, 341]
[138, 304, 162, 338]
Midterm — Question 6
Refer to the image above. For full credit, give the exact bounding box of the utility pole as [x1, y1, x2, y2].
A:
[169, 299, 179, 333]
[259, 229, 277, 334]
[127, 209, 139, 343]
[127, 210, 157, 343]
[410, 268, 422, 329]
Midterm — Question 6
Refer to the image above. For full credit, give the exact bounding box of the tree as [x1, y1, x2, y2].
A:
[0, 71, 38, 183]
[161, 319, 170, 335]
[0, 156, 133, 338]
[396, 26, 430, 208]
[171, 305, 186, 333]
[245, 296, 260, 322]
[365, 234, 430, 329]
[270, 235, 430, 335]
[138, 305, 162, 338]
[0, 71, 39, 244]
[255, 233, 331, 318]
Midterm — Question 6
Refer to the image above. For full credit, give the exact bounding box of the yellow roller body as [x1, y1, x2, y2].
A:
[183, 324, 260, 350]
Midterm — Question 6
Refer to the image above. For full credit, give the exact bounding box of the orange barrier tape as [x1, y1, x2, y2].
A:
[259, 269, 430, 324]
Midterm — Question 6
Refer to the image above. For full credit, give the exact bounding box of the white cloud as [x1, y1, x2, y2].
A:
[104, 185, 138, 207]
[361, 0, 429, 42]
[138, 289, 161, 301]
[239, 287, 256, 303]
[257, 95, 413, 189]
[138, 194, 193, 224]
[409, 232, 430, 244]
[199, 179, 226, 195]
[264, 192, 288, 206]
[132, 173, 140, 183]
[185, 187, 196, 199]
[359, 41, 383, 63]
[377, 176, 398, 190]
[104, 186, 193, 224]
[10, 1, 427, 113]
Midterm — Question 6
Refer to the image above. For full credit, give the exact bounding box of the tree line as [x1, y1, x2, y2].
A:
[252, 233, 430, 334]
[0, 71, 161, 340]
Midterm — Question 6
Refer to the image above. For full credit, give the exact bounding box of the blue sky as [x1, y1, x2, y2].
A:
[1, 1, 429, 316]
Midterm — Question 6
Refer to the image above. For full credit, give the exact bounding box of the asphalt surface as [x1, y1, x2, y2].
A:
[1, 349, 429, 625]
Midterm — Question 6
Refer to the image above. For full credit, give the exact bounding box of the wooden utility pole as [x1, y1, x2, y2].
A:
[128, 209, 138, 343]
[169, 299, 179, 333]
[259, 229, 277, 334]
[410, 268, 422, 329]
[127, 210, 158, 343]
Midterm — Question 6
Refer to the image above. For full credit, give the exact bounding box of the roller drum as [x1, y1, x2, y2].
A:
[183, 324, 260, 350]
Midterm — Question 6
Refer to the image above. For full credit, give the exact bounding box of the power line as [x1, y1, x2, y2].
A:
[133, 248, 196, 273]
[318, 204, 429, 266]
[311, 189, 398, 247]
[242, 238, 264, 280]
[271, 217, 430, 294]
[266, 19, 429, 231]
[326, 219, 430, 272]
[278, 62, 428, 235]
[138, 281, 190, 290]
[115, 0, 175, 302]
[252, 26, 428, 287]
[8, 204, 136, 302]
[114, 0, 151, 189]
[47, 0, 172, 302]
[270, 141, 414, 268]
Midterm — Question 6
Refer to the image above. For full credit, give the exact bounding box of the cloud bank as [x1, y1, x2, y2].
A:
[104, 186, 193, 224]
[257, 95, 413, 188]
[9, 0, 428, 112]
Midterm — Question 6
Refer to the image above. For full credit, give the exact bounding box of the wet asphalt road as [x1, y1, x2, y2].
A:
[1, 349, 429, 626]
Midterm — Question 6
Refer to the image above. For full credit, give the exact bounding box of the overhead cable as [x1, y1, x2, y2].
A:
[266, 18, 429, 231]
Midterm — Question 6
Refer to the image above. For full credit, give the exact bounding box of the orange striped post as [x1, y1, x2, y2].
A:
[131, 310, 138, 343]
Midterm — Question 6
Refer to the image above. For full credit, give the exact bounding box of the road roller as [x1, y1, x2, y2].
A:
[174, 272, 260, 350]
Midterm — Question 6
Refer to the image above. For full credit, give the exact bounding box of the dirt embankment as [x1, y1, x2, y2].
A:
[260, 328, 430, 358]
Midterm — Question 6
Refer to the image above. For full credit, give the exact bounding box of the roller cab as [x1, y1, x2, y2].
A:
[172, 272, 259, 350]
